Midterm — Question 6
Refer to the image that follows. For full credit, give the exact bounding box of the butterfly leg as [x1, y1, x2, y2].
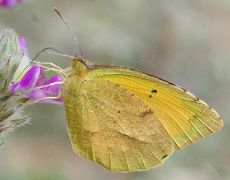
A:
[33, 81, 64, 90]
[28, 90, 63, 104]
[33, 62, 68, 78]
[33, 61, 64, 71]
[20, 81, 64, 104]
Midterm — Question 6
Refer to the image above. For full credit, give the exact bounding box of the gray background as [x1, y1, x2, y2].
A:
[0, 0, 229, 179]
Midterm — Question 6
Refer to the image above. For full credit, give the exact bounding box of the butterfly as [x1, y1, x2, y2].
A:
[62, 57, 223, 172]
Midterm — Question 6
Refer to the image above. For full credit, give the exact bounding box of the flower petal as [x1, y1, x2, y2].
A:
[43, 74, 62, 95]
[26, 89, 63, 104]
[26, 89, 46, 100]
[19, 65, 41, 89]
[8, 81, 20, 93]
[19, 37, 27, 50]
[9, 65, 42, 93]
[0, 0, 23, 8]
[35, 66, 46, 86]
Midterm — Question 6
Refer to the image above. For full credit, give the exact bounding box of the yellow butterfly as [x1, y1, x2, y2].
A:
[62, 57, 223, 172]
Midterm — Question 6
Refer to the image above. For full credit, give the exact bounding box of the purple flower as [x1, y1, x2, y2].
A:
[0, 0, 23, 8]
[19, 37, 27, 50]
[9, 65, 63, 104]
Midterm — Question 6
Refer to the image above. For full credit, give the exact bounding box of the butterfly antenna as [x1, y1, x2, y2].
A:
[32, 47, 64, 62]
[54, 7, 84, 58]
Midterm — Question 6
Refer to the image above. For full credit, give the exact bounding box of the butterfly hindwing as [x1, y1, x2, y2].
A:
[64, 75, 174, 172]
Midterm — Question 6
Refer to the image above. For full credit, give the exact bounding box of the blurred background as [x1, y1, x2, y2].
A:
[0, 0, 229, 179]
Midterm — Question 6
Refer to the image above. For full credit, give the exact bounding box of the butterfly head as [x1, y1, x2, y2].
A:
[68, 57, 93, 76]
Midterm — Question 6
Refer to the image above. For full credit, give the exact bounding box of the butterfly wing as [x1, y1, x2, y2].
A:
[64, 75, 174, 172]
[85, 65, 223, 149]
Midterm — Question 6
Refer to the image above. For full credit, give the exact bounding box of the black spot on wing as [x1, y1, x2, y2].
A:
[148, 89, 157, 98]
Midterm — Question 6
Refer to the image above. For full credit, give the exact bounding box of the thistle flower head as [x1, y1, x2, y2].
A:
[0, 29, 30, 141]
[0, 29, 63, 143]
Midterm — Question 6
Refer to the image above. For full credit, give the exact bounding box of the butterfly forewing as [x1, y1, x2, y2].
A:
[86, 65, 223, 149]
